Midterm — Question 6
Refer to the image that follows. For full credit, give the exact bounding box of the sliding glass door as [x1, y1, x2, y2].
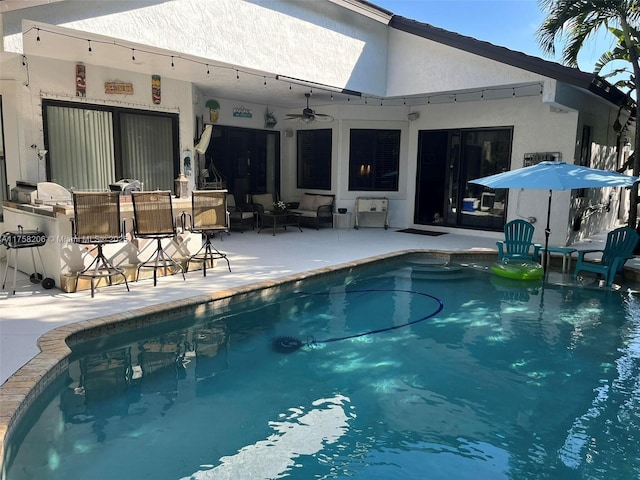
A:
[415, 127, 512, 230]
[204, 125, 280, 202]
[43, 100, 178, 191]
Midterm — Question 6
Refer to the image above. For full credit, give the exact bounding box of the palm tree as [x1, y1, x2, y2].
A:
[537, 0, 640, 227]
[594, 26, 636, 173]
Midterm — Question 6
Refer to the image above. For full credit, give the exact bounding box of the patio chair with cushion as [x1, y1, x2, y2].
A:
[251, 193, 275, 214]
[227, 193, 255, 232]
[132, 190, 185, 286]
[574, 226, 639, 287]
[71, 191, 130, 298]
[497, 219, 541, 262]
[186, 190, 231, 276]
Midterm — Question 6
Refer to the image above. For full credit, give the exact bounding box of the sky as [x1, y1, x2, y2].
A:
[372, 0, 618, 74]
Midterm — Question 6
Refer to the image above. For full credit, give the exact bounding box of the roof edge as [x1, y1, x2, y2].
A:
[327, 0, 393, 24]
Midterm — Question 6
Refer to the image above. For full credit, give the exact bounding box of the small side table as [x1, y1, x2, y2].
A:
[540, 246, 577, 273]
[333, 212, 352, 230]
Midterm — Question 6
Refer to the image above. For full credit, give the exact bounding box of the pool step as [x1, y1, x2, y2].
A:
[392, 264, 472, 281]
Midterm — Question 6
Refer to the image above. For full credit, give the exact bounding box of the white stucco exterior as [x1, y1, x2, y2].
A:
[0, 0, 635, 248]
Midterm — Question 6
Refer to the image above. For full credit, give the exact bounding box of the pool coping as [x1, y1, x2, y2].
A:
[0, 247, 634, 472]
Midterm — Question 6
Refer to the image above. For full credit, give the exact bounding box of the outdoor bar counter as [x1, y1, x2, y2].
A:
[1, 196, 204, 293]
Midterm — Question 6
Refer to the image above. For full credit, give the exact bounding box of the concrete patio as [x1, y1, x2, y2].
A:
[0, 225, 637, 385]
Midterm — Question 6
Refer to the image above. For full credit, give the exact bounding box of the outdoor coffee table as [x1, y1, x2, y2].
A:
[258, 211, 303, 236]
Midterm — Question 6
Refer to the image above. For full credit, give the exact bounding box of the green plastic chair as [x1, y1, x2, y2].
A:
[574, 226, 639, 287]
[497, 219, 541, 262]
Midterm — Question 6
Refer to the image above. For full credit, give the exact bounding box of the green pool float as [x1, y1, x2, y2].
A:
[491, 259, 544, 280]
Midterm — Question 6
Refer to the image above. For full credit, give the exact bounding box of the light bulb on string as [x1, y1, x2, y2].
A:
[36, 28, 41, 42]
[131, 49, 136, 62]
[171, 56, 175, 69]
[236, 69, 239, 80]
[206, 64, 210, 75]
[88, 40, 92, 55]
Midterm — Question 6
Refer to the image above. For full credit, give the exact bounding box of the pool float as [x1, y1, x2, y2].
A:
[490, 259, 543, 281]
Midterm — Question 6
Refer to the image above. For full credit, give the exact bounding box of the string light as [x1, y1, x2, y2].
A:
[22, 26, 545, 107]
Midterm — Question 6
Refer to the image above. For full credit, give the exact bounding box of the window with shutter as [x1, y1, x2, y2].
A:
[348, 129, 400, 191]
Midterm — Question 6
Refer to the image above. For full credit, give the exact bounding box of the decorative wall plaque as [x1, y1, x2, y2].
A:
[104, 82, 134, 95]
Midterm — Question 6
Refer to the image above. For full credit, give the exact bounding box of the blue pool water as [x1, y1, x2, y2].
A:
[5, 258, 640, 479]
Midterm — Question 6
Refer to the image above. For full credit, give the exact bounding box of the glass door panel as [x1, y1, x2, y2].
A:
[458, 129, 511, 230]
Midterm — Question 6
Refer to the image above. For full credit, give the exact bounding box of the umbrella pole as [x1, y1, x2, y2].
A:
[543, 189, 552, 274]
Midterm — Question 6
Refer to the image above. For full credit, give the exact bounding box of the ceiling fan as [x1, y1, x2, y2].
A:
[286, 93, 334, 123]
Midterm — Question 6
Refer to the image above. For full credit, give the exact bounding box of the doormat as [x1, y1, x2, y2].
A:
[396, 228, 448, 236]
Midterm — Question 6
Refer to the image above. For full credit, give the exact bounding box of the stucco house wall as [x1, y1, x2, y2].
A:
[386, 28, 543, 96]
[2, 0, 389, 95]
[0, 0, 633, 248]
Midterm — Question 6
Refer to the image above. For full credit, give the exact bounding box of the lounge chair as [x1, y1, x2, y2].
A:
[574, 226, 639, 287]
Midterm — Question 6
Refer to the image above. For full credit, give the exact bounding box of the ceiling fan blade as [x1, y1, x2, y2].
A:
[312, 113, 334, 122]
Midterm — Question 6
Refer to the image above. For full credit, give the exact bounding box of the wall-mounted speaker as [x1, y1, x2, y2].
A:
[407, 112, 420, 121]
[284, 129, 294, 137]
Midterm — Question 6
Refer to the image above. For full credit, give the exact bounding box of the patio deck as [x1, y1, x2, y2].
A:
[0, 225, 637, 385]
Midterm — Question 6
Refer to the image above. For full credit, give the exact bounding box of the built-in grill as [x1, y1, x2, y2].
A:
[10, 181, 72, 206]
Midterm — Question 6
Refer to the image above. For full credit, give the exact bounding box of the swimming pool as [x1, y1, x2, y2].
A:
[3, 255, 640, 479]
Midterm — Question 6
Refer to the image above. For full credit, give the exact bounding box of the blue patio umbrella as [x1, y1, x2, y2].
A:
[469, 161, 639, 272]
